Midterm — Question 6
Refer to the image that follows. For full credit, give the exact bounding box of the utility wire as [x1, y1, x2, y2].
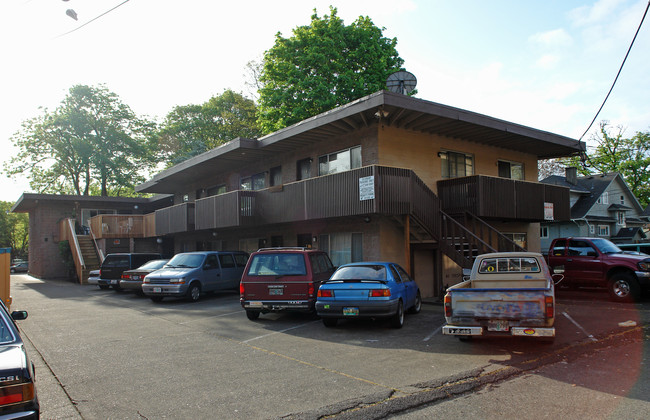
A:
[54, 0, 131, 39]
[579, 0, 650, 141]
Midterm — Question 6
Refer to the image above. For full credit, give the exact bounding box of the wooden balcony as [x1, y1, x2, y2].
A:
[437, 175, 570, 221]
[89, 215, 149, 239]
[195, 165, 440, 236]
[155, 202, 195, 235]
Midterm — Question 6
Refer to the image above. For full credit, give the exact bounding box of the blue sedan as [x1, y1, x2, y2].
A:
[316, 262, 421, 328]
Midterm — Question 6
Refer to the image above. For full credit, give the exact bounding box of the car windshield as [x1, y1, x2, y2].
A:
[138, 259, 169, 270]
[247, 253, 307, 276]
[330, 265, 387, 281]
[166, 254, 204, 268]
[591, 238, 622, 254]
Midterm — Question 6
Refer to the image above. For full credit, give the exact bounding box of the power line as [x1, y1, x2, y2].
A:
[578, 0, 650, 141]
[54, 0, 131, 39]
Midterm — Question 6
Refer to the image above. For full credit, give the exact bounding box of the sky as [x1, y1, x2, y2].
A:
[1, 0, 649, 202]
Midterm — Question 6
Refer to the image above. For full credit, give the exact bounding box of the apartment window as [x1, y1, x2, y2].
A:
[297, 158, 312, 181]
[440, 150, 474, 178]
[503, 233, 527, 249]
[498, 160, 524, 180]
[318, 146, 362, 176]
[589, 225, 595, 235]
[617, 212, 626, 226]
[540, 226, 549, 238]
[596, 192, 609, 204]
[318, 232, 363, 268]
[270, 166, 282, 186]
[207, 185, 226, 196]
[598, 225, 610, 236]
[620, 195, 625, 205]
[241, 173, 265, 191]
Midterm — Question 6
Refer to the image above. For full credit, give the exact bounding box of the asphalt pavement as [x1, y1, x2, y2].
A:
[10, 274, 650, 419]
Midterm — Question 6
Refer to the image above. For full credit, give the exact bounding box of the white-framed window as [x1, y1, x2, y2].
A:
[598, 225, 610, 236]
[318, 232, 363, 267]
[498, 160, 524, 180]
[620, 195, 625, 205]
[440, 150, 474, 179]
[596, 192, 609, 204]
[589, 224, 595, 235]
[617, 212, 626, 226]
[318, 146, 362, 176]
[540, 226, 549, 238]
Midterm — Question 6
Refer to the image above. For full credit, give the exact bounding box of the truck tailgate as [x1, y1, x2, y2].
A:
[451, 289, 548, 319]
[244, 277, 312, 300]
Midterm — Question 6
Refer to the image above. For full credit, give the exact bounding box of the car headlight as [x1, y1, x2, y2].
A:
[638, 260, 650, 271]
[143, 276, 150, 283]
[169, 277, 185, 284]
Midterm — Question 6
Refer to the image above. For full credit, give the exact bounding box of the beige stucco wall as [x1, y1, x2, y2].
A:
[376, 125, 539, 191]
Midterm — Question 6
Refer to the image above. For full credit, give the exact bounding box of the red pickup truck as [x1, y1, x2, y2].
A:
[547, 237, 650, 302]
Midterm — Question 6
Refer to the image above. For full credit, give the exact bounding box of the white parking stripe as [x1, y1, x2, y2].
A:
[423, 324, 444, 341]
[563, 311, 597, 342]
[243, 320, 320, 343]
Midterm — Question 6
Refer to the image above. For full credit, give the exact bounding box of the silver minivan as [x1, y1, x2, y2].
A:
[142, 251, 249, 302]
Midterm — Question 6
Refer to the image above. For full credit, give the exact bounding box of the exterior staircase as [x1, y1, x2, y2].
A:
[77, 236, 101, 281]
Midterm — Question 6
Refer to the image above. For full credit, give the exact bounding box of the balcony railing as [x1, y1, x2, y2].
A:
[437, 175, 570, 221]
[155, 202, 195, 235]
[194, 166, 440, 235]
[89, 215, 147, 239]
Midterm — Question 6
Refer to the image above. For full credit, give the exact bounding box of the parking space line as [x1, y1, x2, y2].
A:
[563, 311, 597, 342]
[243, 320, 320, 343]
[423, 323, 444, 341]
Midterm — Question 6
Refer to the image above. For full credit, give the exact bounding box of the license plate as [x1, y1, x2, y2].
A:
[343, 307, 359, 316]
[448, 327, 473, 335]
[488, 320, 509, 331]
[269, 287, 283, 295]
[111, 280, 119, 285]
[153, 287, 162, 293]
[249, 301, 263, 307]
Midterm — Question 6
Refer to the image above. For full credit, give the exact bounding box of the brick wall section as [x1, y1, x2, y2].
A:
[29, 203, 72, 280]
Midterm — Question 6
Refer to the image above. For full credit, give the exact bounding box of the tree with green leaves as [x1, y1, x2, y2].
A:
[257, 7, 405, 133]
[562, 122, 650, 207]
[156, 89, 261, 165]
[0, 202, 29, 260]
[4, 84, 157, 196]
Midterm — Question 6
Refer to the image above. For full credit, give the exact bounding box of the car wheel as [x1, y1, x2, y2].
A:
[187, 283, 201, 302]
[99, 285, 110, 290]
[246, 310, 260, 321]
[150, 296, 164, 303]
[391, 300, 404, 328]
[322, 318, 338, 327]
[408, 291, 422, 314]
[608, 273, 639, 302]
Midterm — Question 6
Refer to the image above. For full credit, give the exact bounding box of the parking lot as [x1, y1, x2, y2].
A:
[10, 274, 650, 419]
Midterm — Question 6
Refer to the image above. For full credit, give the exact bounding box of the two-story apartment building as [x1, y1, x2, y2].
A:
[136, 91, 584, 297]
[540, 167, 648, 251]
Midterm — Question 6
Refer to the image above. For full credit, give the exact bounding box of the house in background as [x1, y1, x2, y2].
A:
[540, 167, 648, 252]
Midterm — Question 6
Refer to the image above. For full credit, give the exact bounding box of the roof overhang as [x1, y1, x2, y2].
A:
[11, 193, 172, 213]
[137, 90, 585, 194]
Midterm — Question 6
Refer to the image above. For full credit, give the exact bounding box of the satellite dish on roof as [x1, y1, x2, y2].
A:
[386, 70, 417, 95]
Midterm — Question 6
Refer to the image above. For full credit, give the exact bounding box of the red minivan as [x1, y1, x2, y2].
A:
[240, 247, 335, 320]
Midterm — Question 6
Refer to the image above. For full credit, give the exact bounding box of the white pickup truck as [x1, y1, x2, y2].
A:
[442, 252, 558, 342]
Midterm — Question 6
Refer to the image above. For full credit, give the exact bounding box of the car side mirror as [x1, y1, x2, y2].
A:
[11, 310, 28, 321]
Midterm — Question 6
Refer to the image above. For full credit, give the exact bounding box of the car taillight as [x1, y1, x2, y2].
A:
[240, 282, 245, 296]
[369, 289, 390, 297]
[444, 294, 452, 317]
[121, 274, 129, 280]
[308, 284, 314, 296]
[0, 383, 35, 406]
[545, 296, 554, 319]
[318, 289, 333, 297]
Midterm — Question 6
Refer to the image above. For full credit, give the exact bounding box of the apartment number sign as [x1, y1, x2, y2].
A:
[359, 176, 375, 201]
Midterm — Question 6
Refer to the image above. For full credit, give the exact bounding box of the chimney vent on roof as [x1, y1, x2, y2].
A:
[566, 167, 578, 185]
